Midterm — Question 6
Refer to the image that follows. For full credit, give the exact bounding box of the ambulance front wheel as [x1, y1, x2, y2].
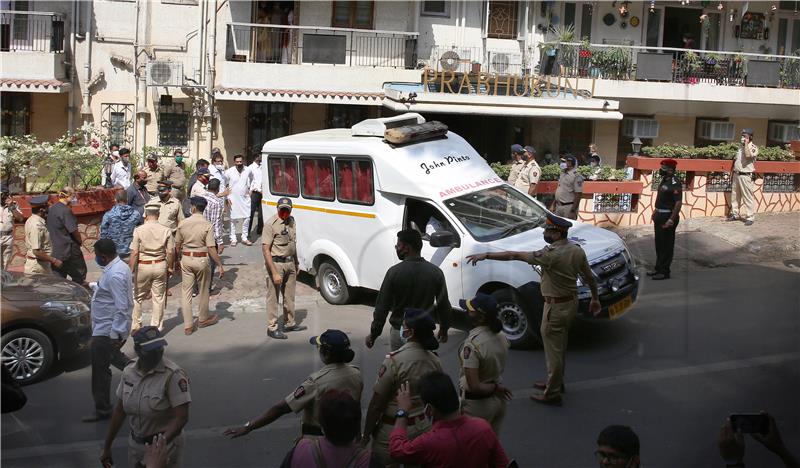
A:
[492, 288, 543, 349]
[317, 261, 352, 305]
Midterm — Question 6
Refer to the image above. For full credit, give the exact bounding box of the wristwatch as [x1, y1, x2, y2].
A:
[395, 409, 408, 419]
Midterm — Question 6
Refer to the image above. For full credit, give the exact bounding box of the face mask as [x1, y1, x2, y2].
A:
[659, 169, 671, 177]
[559, 162, 568, 170]
[278, 209, 291, 221]
[159, 192, 169, 200]
[95, 255, 108, 267]
[122, 156, 129, 164]
[423, 403, 433, 423]
[136, 348, 163, 369]
[396, 245, 407, 261]
[399, 325, 412, 344]
[543, 231, 559, 244]
[740, 137, 746, 144]
[214, 164, 224, 170]
[175, 156, 183, 164]
[590, 162, 598, 168]
[138, 180, 147, 188]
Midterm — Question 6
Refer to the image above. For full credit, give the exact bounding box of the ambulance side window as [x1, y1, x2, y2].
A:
[300, 156, 335, 201]
[335, 157, 374, 205]
[268, 155, 299, 197]
[405, 198, 458, 243]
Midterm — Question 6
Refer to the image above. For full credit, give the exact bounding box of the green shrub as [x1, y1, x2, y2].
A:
[641, 142, 793, 161]
[490, 162, 511, 180]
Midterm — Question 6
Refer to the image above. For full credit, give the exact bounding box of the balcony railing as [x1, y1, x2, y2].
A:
[226, 23, 418, 69]
[424, 42, 800, 89]
[0, 11, 64, 53]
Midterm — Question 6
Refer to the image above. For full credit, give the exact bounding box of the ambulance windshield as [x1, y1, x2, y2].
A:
[443, 186, 547, 242]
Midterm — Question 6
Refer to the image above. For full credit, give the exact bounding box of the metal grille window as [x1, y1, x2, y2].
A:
[650, 171, 688, 191]
[332, 1, 374, 29]
[592, 193, 634, 213]
[762, 173, 798, 193]
[0, 92, 30, 137]
[157, 103, 190, 147]
[101, 104, 133, 148]
[487, 1, 518, 39]
[422, 1, 449, 17]
[327, 105, 368, 129]
[706, 172, 733, 192]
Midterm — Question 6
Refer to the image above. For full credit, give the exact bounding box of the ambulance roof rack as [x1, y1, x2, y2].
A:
[351, 113, 426, 137]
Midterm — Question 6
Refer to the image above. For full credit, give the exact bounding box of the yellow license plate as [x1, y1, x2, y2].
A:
[608, 295, 633, 319]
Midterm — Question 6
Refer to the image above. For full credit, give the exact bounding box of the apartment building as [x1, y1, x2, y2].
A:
[2, 0, 798, 166]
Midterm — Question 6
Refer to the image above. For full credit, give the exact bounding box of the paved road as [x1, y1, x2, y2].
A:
[2, 233, 799, 468]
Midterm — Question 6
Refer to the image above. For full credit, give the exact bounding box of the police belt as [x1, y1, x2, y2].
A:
[734, 171, 753, 176]
[655, 208, 673, 213]
[138, 258, 165, 265]
[272, 255, 294, 263]
[182, 251, 207, 257]
[543, 295, 575, 304]
[131, 432, 161, 445]
[301, 423, 324, 436]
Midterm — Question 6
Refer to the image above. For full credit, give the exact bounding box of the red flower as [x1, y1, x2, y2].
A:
[579, 49, 592, 58]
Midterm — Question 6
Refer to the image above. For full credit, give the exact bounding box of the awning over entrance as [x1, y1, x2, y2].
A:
[214, 86, 384, 105]
[0, 78, 71, 93]
[382, 84, 623, 120]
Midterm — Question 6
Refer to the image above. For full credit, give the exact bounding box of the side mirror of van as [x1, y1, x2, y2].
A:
[429, 230, 458, 248]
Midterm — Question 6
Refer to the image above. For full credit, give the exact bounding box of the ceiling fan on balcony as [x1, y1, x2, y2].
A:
[439, 50, 461, 72]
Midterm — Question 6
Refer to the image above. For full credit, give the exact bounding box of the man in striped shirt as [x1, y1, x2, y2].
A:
[202, 178, 225, 294]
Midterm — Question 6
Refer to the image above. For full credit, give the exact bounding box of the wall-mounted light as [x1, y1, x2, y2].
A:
[650, 0, 656, 13]
[631, 137, 643, 156]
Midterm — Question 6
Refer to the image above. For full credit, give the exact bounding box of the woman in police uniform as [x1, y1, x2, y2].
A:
[458, 293, 513, 434]
[100, 327, 191, 468]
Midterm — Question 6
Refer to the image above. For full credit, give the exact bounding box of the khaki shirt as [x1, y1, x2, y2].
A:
[144, 167, 164, 193]
[131, 221, 174, 261]
[527, 239, 588, 297]
[262, 214, 296, 257]
[373, 341, 443, 418]
[514, 160, 541, 192]
[24, 214, 51, 258]
[734, 143, 758, 173]
[555, 169, 584, 204]
[167, 164, 187, 191]
[116, 358, 191, 438]
[175, 214, 215, 252]
[458, 325, 509, 392]
[156, 198, 185, 232]
[285, 363, 363, 428]
[190, 181, 207, 198]
[1, 206, 14, 233]
[507, 161, 525, 186]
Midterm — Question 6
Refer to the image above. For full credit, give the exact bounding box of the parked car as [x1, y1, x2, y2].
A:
[1, 270, 92, 385]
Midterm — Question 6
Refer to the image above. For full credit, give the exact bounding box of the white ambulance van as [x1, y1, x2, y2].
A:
[261, 114, 639, 348]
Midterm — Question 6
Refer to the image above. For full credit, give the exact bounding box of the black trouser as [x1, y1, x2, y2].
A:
[54, 244, 87, 284]
[90, 336, 130, 414]
[249, 191, 264, 238]
[653, 211, 679, 275]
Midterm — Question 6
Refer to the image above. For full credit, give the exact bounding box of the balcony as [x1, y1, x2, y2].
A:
[0, 11, 68, 88]
[225, 23, 417, 69]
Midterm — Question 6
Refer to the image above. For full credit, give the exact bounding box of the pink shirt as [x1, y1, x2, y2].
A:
[291, 438, 372, 468]
[389, 415, 509, 468]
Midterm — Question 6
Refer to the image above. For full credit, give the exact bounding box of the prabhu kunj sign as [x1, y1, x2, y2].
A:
[422, 68, 597, 99]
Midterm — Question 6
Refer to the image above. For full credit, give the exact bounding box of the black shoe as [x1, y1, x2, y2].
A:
[268, 330, 288, 340]
[645, 271, 658, 276]
[726, 215, 738, 222]
[284, 324, 307, 332]
[651, 273, 670, 280]
[744, 220, 754, 226]
[82, 411, 111, 423]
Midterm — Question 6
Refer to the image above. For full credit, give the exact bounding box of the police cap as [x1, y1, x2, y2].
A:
[524, 145, 536, 154]
[741, 128, 754, 136]
[29, 195, 50, 207]
[196, 167, 210, 176]
[510, 144, 524, 154]
[144, 199, 161, 214]
[309, 329, 351, 351]
[459, 292, 498, 315]
[660, 158, 678, 168]
[133, 326, 168, 352]
[403, 308, 435, 331]
[277, 197, 292, 210]
[545, 213, 572, 231]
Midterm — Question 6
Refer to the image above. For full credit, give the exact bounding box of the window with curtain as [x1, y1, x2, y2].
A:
[336, 158, 374, 205]
[301, 157, 335, 201]
[487, 1, 518, 39]
[0, 92, 31, 137]
[332, 1, 374, 29]
[268, 155, 299, 196]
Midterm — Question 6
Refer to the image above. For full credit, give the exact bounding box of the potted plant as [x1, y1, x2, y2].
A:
[471, 61, 481, 74]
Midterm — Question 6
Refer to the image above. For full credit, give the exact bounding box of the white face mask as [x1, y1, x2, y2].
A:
[559, 162, 568, 170]
[214, 164, 224, 170]
[399, 325, 412, 344]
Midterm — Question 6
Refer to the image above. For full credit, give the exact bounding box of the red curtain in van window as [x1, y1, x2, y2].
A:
[270, 157, 298, 196]
[270, 159, 285, 193]
[318, 160, 333, 199]
[302, 159, 316, 196]
[338, 161, 354, 201]
[356, 161, 373, 204]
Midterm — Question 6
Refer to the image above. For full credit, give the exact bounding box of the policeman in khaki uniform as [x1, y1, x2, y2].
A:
[130, 200, 174, 332]
[467, 214, 600, 406]
[155, 180, 185, 234]
[363, 308, 444, 467]
[100, 327, 190, 468]
[262, 197, 306, 340]
[515, 145, 542, 197]
[24, 195, 60, 275]
[728, 128, 759, 226]
[224, 329, 363, 440]
[551, 155, 584, 220]
[1, 186, 24, 270]
[175, 197, 223, 335]
[507, 144, 526, 186]
[458, 293, 512, 434]
[143, 154, 165, 195]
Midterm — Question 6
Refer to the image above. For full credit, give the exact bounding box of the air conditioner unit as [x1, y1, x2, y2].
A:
[768, 122, 800, 143]
[438, 48, 471, 72]
[146, 61, 184, 87]
[488, 52, 522, 74]
[697, 120, 735, 141]
[622, 118, 660, 139]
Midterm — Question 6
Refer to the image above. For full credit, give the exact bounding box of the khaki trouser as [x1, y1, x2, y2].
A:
[180, 255, 211, 329]
[372, 417, 430, 468]
[128, 434, 183, 468]
[731, 173, 756, 221]
[540, 298, 578, 399]
[266, 261, 296, 332]
[462, 395, 507, 434]
[554, 202, 578, 219]
[24, 258, 51, 275]
[1, 234, 13, 270]
[132, 261, 168, 330]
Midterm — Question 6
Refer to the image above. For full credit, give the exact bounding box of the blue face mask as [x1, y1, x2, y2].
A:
[95, 255, 108, 267]
[559, 162, 568, 170]
[399, 325, 411, 344]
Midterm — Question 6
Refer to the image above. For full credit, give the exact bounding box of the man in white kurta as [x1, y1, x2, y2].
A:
[225, 155, 253, 246]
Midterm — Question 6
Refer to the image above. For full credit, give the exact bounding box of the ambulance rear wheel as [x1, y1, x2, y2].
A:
[318, 261, 351, 305]
[492, 289, 542, 349]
